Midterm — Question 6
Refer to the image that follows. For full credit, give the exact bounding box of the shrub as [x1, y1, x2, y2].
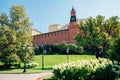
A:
[91, 64, 118, 80]
[26, 62, 38, 69]
[53, 58, 118, 80]
[113, 61, 120, 78]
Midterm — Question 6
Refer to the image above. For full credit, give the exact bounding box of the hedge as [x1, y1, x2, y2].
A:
[53, 58, 119, 80]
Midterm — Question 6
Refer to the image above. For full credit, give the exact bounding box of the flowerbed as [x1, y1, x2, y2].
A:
[26, 62, 38, 69]
[53, 58, 119, 80]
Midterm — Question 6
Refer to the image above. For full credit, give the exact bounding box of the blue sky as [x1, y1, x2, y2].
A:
[0, 0, 120, 33]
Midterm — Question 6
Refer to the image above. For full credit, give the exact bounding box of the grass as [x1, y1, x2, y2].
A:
[35, 55, 96, 68]
[0, 55, 95, 73]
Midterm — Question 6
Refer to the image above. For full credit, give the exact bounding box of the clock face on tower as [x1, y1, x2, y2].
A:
[70, 16, 76, 22]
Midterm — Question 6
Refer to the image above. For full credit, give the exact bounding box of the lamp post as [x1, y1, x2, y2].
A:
[22, 45, 30, 73]
[42, 42, 46, 70]
[66, 48, 70, 63]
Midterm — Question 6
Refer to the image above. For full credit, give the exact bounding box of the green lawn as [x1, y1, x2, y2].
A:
[0, 55, 95, 73]
[35, 55, 96, 68]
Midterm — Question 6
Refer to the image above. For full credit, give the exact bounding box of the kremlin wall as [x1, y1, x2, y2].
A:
[32, 8, 80, 46]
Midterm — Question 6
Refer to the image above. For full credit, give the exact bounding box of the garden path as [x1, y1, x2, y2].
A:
[0, 72, 53, 80]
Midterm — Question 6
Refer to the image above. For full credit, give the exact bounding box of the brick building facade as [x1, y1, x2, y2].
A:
[32, 7, 79, 46]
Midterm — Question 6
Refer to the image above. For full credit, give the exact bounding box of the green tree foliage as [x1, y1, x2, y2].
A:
[105, 16, 120, 38]
[34, 42, 83, 55]
[104, 16, 120, 55]
[75, 15, 120, 58]
[0, 5, 33, 68]
[110, 37, 120, 62]
[51, 43, 83, 54]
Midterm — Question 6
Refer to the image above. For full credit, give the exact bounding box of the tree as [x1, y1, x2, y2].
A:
[110, 37, 120, 63]
[103, 16, 120, 56]
[0, 5, 33, 68]
[104, 16, 120, 38]
[75, 15, 120, 58]
[75, 15, 105, 58]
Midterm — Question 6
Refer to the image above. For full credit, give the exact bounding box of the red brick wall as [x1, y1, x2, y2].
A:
[32, 23, 79, 46]
[32, 29, 70, 46]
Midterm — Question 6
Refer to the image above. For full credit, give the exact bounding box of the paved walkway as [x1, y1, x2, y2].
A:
[0, 72, 53, 80]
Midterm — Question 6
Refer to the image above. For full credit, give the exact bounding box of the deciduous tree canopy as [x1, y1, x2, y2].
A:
[0, 5, 33, 67]
[75, 15, 120, 59]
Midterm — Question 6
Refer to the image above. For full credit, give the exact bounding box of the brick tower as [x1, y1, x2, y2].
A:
[68, 7, 79, 43]
[32, 7, 79, 46]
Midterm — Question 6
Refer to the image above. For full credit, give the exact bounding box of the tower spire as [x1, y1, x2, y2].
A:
[70, 7, 77, 22]
[72, 6, 74, 11]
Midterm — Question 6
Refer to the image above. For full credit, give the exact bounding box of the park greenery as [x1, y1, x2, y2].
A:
[110, 37, 120, 62]
[53, 58, 119, 80]
[0, 55, 95, 73]
[48, 15, 120, 79]
[34, 42, 83, 55]
[0, 5, 33, 69]
[0, 4, 120, 79]
[75, 15, 120, 61]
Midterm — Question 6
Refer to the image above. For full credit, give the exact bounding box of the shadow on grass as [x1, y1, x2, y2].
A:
[0, 67, 53, 74]
[0, 67, 19, 71]
[0, 67, 52, 72]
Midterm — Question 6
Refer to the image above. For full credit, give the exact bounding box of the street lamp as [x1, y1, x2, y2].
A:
[66, 48, 70, 63]
[22, 45, 30, 73]
[42, 42, 46, 70]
